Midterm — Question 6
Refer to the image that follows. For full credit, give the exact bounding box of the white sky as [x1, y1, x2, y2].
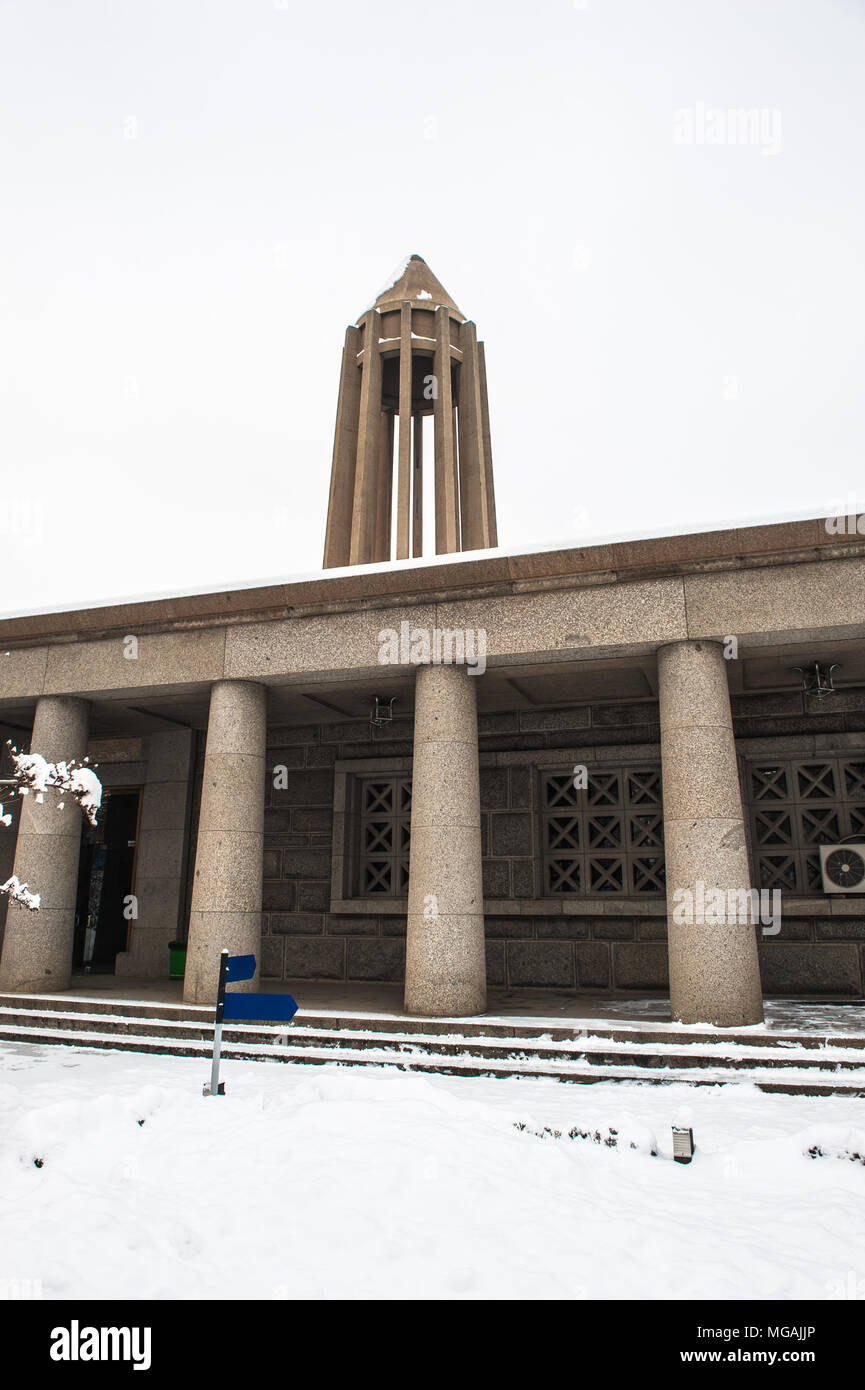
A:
[1, 0, 864, 617]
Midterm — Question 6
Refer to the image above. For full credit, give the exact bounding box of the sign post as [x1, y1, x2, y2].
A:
[202, 951, 298, 1096]
[202, 949, 230, 1097]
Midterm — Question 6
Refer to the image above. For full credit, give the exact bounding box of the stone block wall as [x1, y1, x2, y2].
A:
[261, 721, 408, 984]
[3, 689, 864, 996]
[254, 690, 865, 998]
[116, 729, 195, 978]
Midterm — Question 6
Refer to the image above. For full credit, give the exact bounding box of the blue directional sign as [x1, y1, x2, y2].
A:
[225, 953, 256, 983]
[223, 992, 299, 1023]
[203, 950, 300, 1097]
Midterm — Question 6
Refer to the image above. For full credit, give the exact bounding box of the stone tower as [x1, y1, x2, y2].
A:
[323, 255, 498, 568]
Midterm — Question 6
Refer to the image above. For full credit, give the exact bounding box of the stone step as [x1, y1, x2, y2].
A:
[2, 1006, 865, 1074]
[1, 993, 862, 1052]
[0, 1020, 863, 1096]
[2, 1007, 865, 1096]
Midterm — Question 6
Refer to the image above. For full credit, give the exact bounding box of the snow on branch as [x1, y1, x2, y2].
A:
[0, 875, 40, 911]
[6, 748, 103, 826]
[0, 742, 103, 911]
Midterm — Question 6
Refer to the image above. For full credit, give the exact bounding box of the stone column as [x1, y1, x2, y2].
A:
[405, 664, 485, 1016]
[658, 640, 763, 1026]
[183, 680, 266, 1004]
[0, 696, 89, 993]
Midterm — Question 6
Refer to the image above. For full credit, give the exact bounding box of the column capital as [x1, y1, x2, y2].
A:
[657, 637, 727, 657]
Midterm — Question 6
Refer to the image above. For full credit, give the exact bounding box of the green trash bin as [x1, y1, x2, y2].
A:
[168, 940, 187, 980]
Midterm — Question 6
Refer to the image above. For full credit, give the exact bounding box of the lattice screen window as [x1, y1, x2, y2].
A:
[747, 756, 865, 894]
[540, 766, 665, 895]
[357, 775, 412, 896]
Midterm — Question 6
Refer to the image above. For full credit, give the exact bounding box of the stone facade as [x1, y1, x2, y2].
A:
[3, 687, 860, 1000]
[241, 687, 865, 998]
[1, 515, 863, 1017]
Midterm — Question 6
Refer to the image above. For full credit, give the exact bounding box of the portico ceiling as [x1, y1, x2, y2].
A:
[0, 640, 862, 740]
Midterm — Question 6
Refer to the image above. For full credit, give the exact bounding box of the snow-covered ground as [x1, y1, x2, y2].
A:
[1, 1040, 864, 1301]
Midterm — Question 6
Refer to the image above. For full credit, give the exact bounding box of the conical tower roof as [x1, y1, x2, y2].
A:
[361, 254, 464, 320]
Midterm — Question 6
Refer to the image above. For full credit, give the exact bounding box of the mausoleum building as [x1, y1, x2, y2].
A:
[0, 258, 863, 1027]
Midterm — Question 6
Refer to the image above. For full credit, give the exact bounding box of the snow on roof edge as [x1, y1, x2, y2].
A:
[0, 504, 827, 624]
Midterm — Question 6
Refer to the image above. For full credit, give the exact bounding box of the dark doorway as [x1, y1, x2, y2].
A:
[73, 789, 141, 972]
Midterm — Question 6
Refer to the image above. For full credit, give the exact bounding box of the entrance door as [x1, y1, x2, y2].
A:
[73, 789, 141, 972]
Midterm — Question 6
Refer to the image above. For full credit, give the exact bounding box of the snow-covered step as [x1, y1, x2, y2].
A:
[2, 992, 863, 1053]
[2, 1005, 865, 1074]
[1, 1016, 864, 1096]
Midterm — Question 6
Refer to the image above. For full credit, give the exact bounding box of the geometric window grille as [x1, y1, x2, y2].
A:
[357, 775, 412, 896]
[747, 756, 865, 894]
[541, 765, 665, 895]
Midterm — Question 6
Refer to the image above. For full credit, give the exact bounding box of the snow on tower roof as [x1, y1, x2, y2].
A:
[359, 254, 465, 320]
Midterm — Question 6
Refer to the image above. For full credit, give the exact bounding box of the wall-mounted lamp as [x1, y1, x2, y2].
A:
[793, 662, 839, 698]
[370, 696, 397, 728]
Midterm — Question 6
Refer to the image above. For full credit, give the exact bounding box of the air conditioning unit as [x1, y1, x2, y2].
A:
[819, 843, 865, 894]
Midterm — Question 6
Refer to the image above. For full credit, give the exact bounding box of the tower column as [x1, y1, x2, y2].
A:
[433, 306, 460, 554]
[477, 342, 497, 547]
[396, 301, 413, 560]
[0, 696, 89, 993]
[184, 680, 266, 1004]
[405, 664, 485, 1016]
[658, 640, 763, 1026]
[322, 325, 362, 569]
[457, 320, 492, 551]
[349, 309, 384, 566]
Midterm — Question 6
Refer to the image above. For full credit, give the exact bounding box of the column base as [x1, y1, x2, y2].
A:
[404, 984, 487, 1019]
[0, 905, 74, 994]
[404, 910, 486, 1017]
